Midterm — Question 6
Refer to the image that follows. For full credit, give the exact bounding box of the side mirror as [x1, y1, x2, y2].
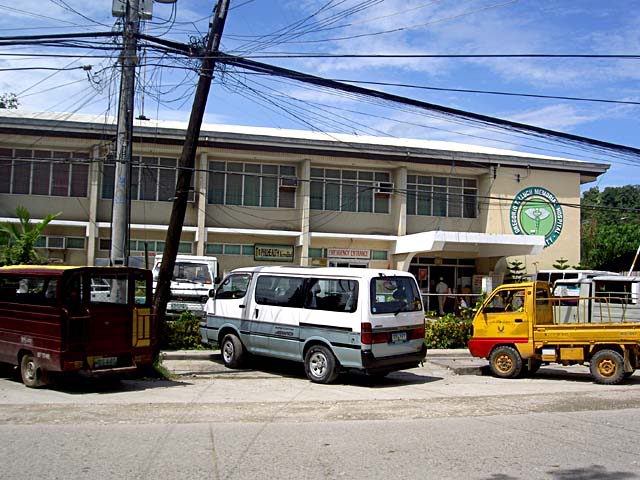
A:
[214, 276, 221, 285]
[208, 289, 216, 298]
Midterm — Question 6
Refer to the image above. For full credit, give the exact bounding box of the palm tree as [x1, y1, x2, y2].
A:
[0, 206, 61, 265]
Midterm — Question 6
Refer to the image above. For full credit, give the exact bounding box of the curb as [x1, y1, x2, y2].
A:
[161, 348, 472, 361]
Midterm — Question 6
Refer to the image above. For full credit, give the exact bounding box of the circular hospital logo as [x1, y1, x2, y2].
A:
[510, 187, 563, 247]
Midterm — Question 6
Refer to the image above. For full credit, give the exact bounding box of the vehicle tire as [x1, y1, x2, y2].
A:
[304, 344, 340, 384]
[221, 333, 246, 369]
[489, 346, 523, 379]
[20, 354, 47, 388]
[590, 349, 625, 385]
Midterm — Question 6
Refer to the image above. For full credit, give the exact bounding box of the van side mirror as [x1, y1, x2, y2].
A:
[214, 276, 221, 285]
[208, 289, 216, 298]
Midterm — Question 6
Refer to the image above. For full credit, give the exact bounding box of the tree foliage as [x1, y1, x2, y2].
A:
[0, 206, 61, 265]
[581, 185, 640, 270]
[0, 92, 18, 109]
[506, 259, 526, 282]
[553, 257, 570, 270]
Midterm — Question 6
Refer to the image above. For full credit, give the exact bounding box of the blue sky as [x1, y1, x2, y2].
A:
[1, 0, 639, 188]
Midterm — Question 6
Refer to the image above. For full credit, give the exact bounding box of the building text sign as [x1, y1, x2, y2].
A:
[510, 186, 563, 247]
[254, 244, 294, 262]
[327, 248, 370, 259]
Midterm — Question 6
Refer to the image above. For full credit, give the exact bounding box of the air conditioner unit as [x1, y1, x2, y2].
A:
[46, 236, 66, 250]
[279, 177, 298, 189]
[374, 181, 394, 195]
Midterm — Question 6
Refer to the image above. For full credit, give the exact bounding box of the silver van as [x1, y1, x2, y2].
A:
[200, 266, 427, 383]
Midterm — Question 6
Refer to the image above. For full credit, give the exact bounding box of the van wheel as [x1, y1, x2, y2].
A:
[590, 349, 625, 385]
[304, 345, 340, 384]
[20, 354, 47, 388]
[489, 346, 523, 379]
[221, 334, 246, 369]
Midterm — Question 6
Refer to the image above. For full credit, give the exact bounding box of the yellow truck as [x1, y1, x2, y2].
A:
[468, 281, 640, 384]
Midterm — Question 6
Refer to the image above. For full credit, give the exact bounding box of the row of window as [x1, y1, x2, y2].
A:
[0, 149, 89, 197]
[218, 274, 423, 315]
[98, 238, 193, 254]
[1, 150, 478, 219]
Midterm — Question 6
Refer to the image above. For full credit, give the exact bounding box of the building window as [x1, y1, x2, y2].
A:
[372, 250, 388, 261]
[207, 162, 296, 208]
[66, 237, 86, 249]
[102, 156, 193, 202]
[206, 243, 254, 256]
[310, 168, 390, 213]
[100, 239, 192, 254]
[308, 247, 325, 258]
[407, 175, 477, 218]
[0, 148, 89, 197]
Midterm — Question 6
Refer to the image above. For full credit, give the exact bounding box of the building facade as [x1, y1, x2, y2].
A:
[0, 111, 608, 297]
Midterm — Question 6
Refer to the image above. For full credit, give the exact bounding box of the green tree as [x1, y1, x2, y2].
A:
[0, 92, 18, 109]
[0, 207, 61, 265]
[581, 186, 640, 270]
[553, 257, 570, 270]
[506, 259, 527, 283]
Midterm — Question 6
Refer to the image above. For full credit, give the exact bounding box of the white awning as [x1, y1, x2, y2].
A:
[394, 231, 545, 257]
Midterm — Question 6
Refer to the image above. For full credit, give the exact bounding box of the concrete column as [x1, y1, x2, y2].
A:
[196, 152, 208, 256]
[297, 158, 311, 266]
[392, 166, 407, 236]
[392, 252, 415, 272]
[86, 145, 101, 266]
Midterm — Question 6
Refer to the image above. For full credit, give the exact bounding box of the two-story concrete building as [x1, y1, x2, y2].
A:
[0, 110, 608, 298]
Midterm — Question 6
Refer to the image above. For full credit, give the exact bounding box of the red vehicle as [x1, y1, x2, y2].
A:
[0, 265, 155, 387]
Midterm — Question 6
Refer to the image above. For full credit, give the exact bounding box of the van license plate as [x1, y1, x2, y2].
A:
[94, 356, 117, 369]
[171, 303, 187, 311]
[391, 332, 407, 343]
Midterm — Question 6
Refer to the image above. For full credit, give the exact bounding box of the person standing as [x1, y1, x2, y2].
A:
[435, 277, 448, 315]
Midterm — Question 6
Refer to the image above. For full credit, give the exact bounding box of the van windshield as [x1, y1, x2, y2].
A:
[370, 276, 423, 314]
[154, 262, 211, 284]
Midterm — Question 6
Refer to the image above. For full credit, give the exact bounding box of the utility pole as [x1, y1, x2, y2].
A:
[153, 0, 230, 325]
[110, 0, 140, 266]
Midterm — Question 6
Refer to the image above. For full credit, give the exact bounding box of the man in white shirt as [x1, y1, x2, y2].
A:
[435, 277, 448, 315]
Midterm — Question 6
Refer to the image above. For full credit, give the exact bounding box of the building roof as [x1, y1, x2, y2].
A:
[0, 110, 609, 180]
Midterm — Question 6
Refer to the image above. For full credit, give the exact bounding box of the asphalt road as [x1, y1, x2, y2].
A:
[1, 358, 640, 479]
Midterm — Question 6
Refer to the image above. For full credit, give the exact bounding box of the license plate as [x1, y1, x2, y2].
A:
[94, 356, 117, 369]
[171, 303, 187, 311]
[391, 331, 408, 343]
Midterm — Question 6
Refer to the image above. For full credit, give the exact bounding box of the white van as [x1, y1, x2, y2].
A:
[152, 255, 219, 318]
[535, 269, 618, 284]
[200, 266, 427, 383]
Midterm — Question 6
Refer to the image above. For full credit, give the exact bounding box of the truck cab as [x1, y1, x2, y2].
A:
[468, 281, 640, 384]
[152, 255, 219, 318]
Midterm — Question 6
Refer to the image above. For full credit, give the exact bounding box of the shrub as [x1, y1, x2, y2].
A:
[160, 311, 205, 350]
[425, 314, 472, 349]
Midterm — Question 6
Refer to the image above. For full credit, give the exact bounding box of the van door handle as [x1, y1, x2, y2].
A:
[254, 308, 259, 318]
[514, 318, 523, 323]
[239, 304, 245, 309]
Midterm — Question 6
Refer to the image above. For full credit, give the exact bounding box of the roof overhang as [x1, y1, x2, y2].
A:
[394, 231, 545, 257]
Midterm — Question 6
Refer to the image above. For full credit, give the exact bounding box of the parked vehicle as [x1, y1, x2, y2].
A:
[0, 265, 155, 387]
[553, 275, 640, 323]
[152, 255, 219, 318]
[468, 281, 640, 384]
[535, 269, 618, 284]
[200, 266, 427, 383]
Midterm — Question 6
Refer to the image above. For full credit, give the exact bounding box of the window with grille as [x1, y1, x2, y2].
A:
[207, 162, 296, 208]
[0, 148, 89, 197]
[310, 168, 390, 213]
[406, 175, 477, 218]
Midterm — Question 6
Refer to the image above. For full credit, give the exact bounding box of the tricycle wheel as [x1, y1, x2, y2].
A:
[489, 346, 523, 379]
[20, 354, 47, 388]
[590, 349, 625, 385]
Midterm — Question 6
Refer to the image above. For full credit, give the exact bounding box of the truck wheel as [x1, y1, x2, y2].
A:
[590, 349, 625, 385]
[20, 354, 47, 388]
[221, 334, 246, 369]
[304, 345, 340, 384]
[489, 346, 523, 379]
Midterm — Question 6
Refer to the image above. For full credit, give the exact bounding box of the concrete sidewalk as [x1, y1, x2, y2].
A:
[160, 348, 488, 376]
